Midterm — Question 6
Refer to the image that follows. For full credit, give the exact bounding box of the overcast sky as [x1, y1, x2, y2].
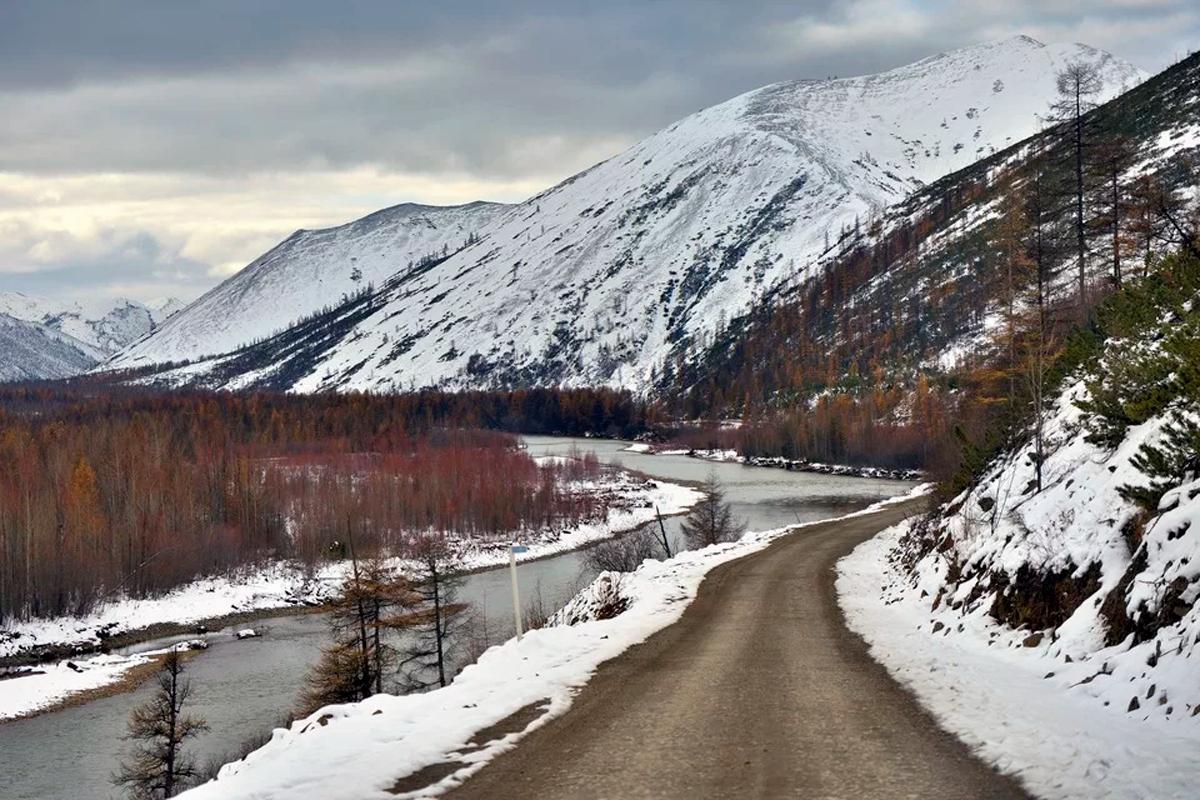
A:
[1, 0, 1196, 305]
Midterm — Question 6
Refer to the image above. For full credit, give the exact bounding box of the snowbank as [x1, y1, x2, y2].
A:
[834, 361, 1200, 797]
[0, 653, 156, 721]
[180, 489, 927, 799]
[839, 521, 1200, 799]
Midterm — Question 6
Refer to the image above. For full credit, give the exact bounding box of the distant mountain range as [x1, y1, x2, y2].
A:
[0, 294, 183, 382]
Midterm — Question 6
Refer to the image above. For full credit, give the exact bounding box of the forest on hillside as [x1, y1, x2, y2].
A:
[668, 52, 1200, 486]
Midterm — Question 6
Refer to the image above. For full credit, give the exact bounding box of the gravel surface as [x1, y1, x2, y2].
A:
[446, 499, 1030, 799]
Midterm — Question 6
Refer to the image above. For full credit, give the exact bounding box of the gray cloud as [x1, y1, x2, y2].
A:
[0, 0, 1196, 302]
[0, 222, 211, 300]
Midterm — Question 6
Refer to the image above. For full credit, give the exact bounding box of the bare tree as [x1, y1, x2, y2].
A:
[680, 474, 746, 548]
[113, 649, 209, 799]
[1093, 134, 1135, 288]
[584, 528, 659, 573]
[1022, 327, 1060, 495]
[1023, 133, 1062, 339]
[396, 535, 470, 691]
[1048, 61, 1103, 320]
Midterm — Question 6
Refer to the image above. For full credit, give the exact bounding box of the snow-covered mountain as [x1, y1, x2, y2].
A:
[110, 202, 509, 365]
[0, 313, 105, 383]
[0, 292, 184, 382]
[0, 292, 184, 355]
[110, 36, 1143, 392]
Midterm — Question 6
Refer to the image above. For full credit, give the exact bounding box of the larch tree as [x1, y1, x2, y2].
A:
[113, 649, 209, 799]
[299, 530, 416, 716]
[1128, 173, 1171, 275]
[680, 474, 745, 549]
[1092, 133, 1136, 288]
[1048, 61, 1103, 320]
[396, 535, 470, 692]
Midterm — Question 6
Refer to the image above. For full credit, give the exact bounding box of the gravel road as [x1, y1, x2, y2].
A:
[445, 498, 1029, 799]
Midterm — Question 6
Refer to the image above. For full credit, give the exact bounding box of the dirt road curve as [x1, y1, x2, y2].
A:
[445, 498, 1029, 800]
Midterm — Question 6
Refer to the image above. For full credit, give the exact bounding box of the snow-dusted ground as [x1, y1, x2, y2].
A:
[835, 342, 1200, 799]
[179, 487, 926, 800]
[839, 521, 1200, 800]
[0, 473, 700, 722]
[0, 653, 158, 722]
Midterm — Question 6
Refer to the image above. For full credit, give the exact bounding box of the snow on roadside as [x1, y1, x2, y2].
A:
[180, 488, 930, 800]
[0, 473, 700, 722]
[838, 521, 1200, 800]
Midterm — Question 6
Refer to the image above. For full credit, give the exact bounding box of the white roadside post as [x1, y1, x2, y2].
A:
[509, 544, 529, 641]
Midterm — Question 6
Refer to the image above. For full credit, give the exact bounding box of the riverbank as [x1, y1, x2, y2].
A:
[0, 470, 701, 723]
[181, 488, 932, 799]
[623, 443, 923, 481]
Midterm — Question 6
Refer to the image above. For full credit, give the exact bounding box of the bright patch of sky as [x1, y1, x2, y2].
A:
[0, 0, 1195, 302]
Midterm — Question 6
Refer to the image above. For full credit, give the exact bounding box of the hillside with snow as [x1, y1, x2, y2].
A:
[0, 313, 105, 382]
[0, 291, 184, 354]
[109, 37, 1141, 393]
[109, 202, 509, 367]
[837, 248, 1200, 798]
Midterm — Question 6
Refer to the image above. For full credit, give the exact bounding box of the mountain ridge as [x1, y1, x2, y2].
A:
[107, 36, 1144, 393]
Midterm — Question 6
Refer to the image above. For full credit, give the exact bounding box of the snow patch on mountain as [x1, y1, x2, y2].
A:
[0, 292, 184, 355]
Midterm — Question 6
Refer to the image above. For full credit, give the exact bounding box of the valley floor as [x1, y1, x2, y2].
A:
[0, 471, 700, 723]
[180, 489, 937, 800]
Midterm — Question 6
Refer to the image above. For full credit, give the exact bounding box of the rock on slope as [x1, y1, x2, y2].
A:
[112, 36, 1142, 393]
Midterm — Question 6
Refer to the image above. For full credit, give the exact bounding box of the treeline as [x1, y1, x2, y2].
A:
[0, 384, 658, 442]
[0, 386, 631, 625]
[663, 380, 947, 470]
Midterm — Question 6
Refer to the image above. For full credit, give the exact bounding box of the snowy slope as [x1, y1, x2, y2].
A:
[0, 291, 184, 355]
[145, 296, 187, 324]
[111, 37, 1143, 393]
[0, 313, 104, 382]
[840, 520, 1200, 800]
[110, 201, 510, 366]
[837, 255, 1200, 797]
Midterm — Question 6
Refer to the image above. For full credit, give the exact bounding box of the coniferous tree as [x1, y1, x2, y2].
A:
[299, 539, 416, 716]
[1048, 61, 1103, 320]
[113, 649, 209, 799]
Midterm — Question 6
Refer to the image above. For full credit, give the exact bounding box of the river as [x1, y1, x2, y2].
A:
[0, 436, 913, 800]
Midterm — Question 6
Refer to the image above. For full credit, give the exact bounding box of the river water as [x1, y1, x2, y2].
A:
[0, 436, 912, 800]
